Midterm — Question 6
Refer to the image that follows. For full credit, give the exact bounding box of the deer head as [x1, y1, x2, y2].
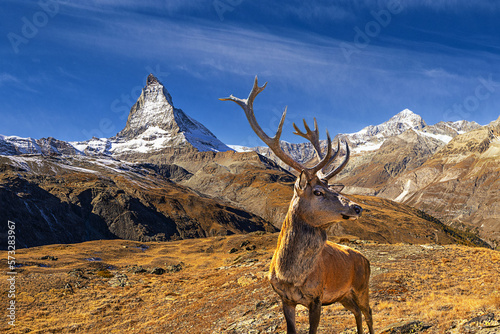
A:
[221, 76, 362, 228]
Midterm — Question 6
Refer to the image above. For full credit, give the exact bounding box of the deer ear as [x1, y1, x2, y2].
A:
[296, 170, 308, 191]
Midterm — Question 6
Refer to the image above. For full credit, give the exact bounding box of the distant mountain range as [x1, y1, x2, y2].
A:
[234, 107, 483, 177]
[0, 74, 498, 248]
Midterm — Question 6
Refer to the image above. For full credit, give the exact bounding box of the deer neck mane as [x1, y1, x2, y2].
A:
[273, 205, 327, 286]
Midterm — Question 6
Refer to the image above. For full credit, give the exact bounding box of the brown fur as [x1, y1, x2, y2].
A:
[268, 176, 374, 334]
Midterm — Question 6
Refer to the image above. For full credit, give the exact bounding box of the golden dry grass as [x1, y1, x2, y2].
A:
[0, 233, 498, 333]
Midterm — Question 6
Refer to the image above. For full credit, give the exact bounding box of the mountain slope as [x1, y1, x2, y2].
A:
[379, 116, 500, 243]
[340, 128, 445, 194]
[0, 154, 276, 248]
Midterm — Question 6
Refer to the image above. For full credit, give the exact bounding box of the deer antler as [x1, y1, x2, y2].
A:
[320, 141, 350, 180]
[220, 76, 333, 178]
[292, 118, 350, 181]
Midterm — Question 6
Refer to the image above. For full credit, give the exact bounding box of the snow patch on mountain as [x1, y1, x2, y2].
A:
[352, 141, 384, 153]
[0, 135, 42, 155]
[228, 145, 254, 153]
[416, 131, 453, 144]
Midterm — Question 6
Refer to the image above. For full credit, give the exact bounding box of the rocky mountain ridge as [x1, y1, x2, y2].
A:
[231, 109, 499, 245]
[239, 109, 480, 164]
[0, 153, 277, 248]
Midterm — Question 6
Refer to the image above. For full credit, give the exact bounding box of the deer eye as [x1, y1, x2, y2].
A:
[313, 190, 323, 197]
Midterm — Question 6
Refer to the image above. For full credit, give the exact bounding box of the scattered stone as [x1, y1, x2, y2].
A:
[108, 274, 129, 287]
[150, 267, 165, 275]
[64, 283, 74, 294]
[237, 274, 258, 287]
[229, 247, 239, 254]
[128, 265, 147, 274]
[40, 255, 58, 261]
[245, 244, 256, 251]
[464, 313, 500, 329]
[166, 263, 183, 273]
[379, 320, 431, 334]
[255, 301, 266, 309]
[67, 268, 88, 279]
[240, 240, 250, 248]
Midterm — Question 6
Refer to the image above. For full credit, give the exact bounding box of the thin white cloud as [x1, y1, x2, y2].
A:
[399, 0, 500, 12]
[43, 8, 499, 102]
[0, 73, 40, 93]
[0, 73, 20, 85]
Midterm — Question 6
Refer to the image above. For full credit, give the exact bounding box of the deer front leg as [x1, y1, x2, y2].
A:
[308, 297, 322, 334]
[282, 300, 297, 334]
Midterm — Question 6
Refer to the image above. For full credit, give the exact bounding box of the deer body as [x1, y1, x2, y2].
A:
[269, 194, 373, 334]
[270, 216, 372, 306]
[222, 77, 374, 334]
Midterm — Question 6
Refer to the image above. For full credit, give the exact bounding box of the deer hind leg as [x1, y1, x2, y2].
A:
[358, 292, 374, 334]
[282, 300, 297, 334]
[361, 306, 374, 334]
[340, 296, 364, 334]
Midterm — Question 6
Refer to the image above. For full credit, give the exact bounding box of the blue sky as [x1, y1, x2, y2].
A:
[1, 0, 500, 146]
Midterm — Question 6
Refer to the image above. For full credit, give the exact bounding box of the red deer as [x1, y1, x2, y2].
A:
[221, 77, 374, 334]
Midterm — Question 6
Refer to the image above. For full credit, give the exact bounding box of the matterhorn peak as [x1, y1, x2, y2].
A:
[141, 73, 174, 106]
[111, 74, 231, 154]
[147, 73, 160, 85]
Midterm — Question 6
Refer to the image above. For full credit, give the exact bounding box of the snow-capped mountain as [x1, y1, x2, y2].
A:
[72, 74, 232, 156]
[1, 74, 232, 158]
[237, 109, 481, 174]
[347, 109, 427, 153]
[342, 109, 479, 153]
[0, 135, 82, 156]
